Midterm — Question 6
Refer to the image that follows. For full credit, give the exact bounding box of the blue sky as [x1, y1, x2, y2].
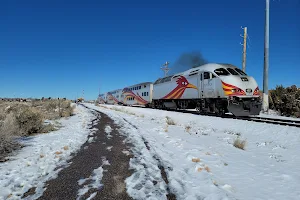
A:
[0, 0, 299, 100]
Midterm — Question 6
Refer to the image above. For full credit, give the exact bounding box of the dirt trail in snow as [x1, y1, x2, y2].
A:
[25, 107, 134, 200]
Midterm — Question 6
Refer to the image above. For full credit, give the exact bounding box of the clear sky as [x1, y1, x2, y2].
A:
[0, 0, 299, 100]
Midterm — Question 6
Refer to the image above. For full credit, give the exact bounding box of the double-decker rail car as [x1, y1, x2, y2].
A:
[121, 82, 153, 107]
[98, 93, 107, 104]
[106, 89, 122, 105]
[152, 63, 262, 116]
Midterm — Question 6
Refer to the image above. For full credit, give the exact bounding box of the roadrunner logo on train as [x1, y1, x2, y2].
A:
[98, 63, 262, 117]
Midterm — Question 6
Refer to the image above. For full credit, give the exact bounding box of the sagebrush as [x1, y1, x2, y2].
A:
[0, 99, 75, 160]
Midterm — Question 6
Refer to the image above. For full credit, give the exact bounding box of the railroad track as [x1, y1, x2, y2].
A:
[93, 103, 300, 128]
[155, 107, 300, 128]
[176, 109, 300, 128]
[236, 116, 300, 128]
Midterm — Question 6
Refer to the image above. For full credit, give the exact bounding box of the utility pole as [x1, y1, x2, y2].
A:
[161, 61, 170, 77]
[242, 27, 247, 72]
[263, 0, 270, 113]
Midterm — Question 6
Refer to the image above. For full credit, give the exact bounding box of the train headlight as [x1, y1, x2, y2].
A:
[253, 87, 260, 95]
[231, 89, 236, 93]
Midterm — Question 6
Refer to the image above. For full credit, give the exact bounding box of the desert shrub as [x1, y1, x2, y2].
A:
[269, 84, 300, 117]
[15, 107, 44, 136]
[46, 100, 57, 111]
[0, 113, 21, 160]
[60, 101, 75, 117]
[40, 123, 57, 133]
[233, 138, 246, 150]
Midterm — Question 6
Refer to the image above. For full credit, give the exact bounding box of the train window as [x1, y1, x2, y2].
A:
[147, 92, 149, 96]
[172, 74, 182, 80]
[235, 68, 247, 76]
[139, 86, 141, 89]
[227, 68, 239, 75]
[204, 72, 210, 79]
[214, 68, 230, 76]
[144, 85, 146, 88]
[154, 79, 162, 84]
[189, 70, 199, 76]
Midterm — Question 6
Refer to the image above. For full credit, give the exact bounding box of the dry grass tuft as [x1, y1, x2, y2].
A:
[197, 167, 203, 172]
[40, 154, 45, 158]
[185, 125, 191, 133]
[166, 116, 176, 125]
[205, 152, 211, 155]
[192, 158, 201, 163]
[233, 137, 246, 150]
[224, 162, 228, 166]
[55, 151, 62, 155]
[204, 166, 211, 172]
[63, 146, 69, 151]
[164, 125, 168, 132]
[140, 114, 145, 118]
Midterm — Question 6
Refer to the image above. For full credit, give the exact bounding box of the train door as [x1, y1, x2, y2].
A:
[202, 72, 215, 98]
[199, 72, 204, 98]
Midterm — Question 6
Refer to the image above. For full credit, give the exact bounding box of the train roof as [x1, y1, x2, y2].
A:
[125, 82, 153, 88]
[175, 63, 240, 76]
[153, 63, 242, 84]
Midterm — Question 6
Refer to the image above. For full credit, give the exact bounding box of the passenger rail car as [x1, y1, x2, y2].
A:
[106, 89, 122, 105]
[98, 93, 107, 104]
[121, 82, 153, 106]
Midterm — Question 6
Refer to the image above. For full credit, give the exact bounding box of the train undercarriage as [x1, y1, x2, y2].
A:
[150, 97, 262, 117]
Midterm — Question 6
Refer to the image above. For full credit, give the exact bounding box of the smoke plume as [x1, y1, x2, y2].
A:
[169, 51, 208, 75]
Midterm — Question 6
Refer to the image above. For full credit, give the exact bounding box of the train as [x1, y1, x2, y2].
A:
[97, 63, 262, 116]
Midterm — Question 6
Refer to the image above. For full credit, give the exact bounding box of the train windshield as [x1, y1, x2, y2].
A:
[227, 68, 239, 75]
[214, 68, 230, 76]
[235, 68, 247, 76]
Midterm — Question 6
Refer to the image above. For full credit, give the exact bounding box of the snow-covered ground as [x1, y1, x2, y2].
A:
[85, 103, 300, 200]
[0, 105, 94, 200]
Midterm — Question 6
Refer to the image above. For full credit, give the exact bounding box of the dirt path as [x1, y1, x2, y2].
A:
[27, 107, 134, 200]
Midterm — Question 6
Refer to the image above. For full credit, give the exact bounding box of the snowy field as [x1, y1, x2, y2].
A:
[85, 103, 300, 200]
[0, 105, 94, 200]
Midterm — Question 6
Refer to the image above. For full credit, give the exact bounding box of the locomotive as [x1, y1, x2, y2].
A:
[98, 63, 262, 116]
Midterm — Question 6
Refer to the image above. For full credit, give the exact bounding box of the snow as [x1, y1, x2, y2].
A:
[0, 105, 94, 200]
[106, 146, 113, 151]
[104, 125, 113, 139]
[76, 156, 110, 200]
[85, 103, 300, 200]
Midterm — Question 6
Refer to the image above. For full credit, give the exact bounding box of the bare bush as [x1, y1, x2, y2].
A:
[233, 138, 246, 150]
[0, 100, 75, 160]
[46, 101, 57, 111]
[15, 107, 44, 136]
[0, 113, 21, 161]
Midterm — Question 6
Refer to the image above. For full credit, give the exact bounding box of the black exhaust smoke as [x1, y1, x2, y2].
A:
[170, 51, 208, 75]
